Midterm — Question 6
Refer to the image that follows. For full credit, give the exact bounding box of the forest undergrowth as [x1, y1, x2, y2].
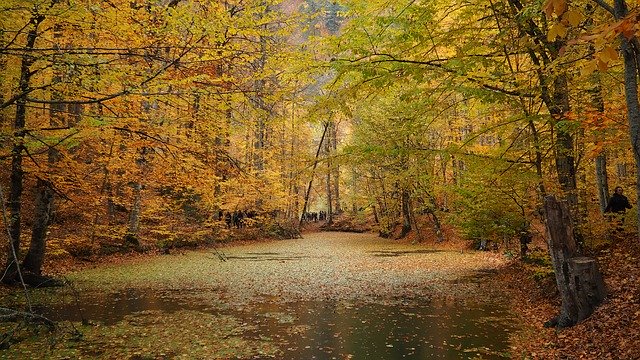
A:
[493, 232, 640, 360]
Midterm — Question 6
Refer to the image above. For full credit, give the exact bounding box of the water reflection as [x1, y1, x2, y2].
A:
[41, 290, 514, 359]
[249, 300, 513, 359]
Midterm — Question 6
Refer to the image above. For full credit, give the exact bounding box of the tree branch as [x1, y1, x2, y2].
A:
[338, 53, 535, 98]
[591, 0, 615, 15]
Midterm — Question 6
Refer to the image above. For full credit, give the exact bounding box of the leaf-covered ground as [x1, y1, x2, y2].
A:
[496, 233, 640, 359]
[1, 232, 517, 359]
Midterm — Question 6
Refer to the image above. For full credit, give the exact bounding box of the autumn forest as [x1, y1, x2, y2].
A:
[1, 0, 640, 358]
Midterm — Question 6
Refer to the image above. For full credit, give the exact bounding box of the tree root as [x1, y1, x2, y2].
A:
[0, 307, 56, 331]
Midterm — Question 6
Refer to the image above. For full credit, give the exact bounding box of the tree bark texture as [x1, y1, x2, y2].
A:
[22, 179, 54, 275]
[544, 195, 605, 327]
[615, 0, 640, 237]
[329, 121, 341, 213]
[595, 154, 609, 214]
[426, 207, 445, 242]
[125, 183, 143, 246]
[23, 29, 64, 275]
[325, 135, 333, 225]
[251, 28, 268, 172]
[587, 68, 609, 214]
[399, 188, 412, 238]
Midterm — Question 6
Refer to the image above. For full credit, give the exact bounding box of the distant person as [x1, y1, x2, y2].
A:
[605, 186, 633, 230]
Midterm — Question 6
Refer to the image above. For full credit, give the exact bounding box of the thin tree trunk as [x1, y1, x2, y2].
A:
[330, 121, 341, 213]
[548, 72, 585, 248]
[366, 178, 381, 224]
[0, 53, 5, 126]
[425, 192, 445, 242]
[399, 187, 412, 238]
[591, 82, 609, 214]
[590, 76, 609, 213]
[372, 205, 379, 224]
[253, 16, 269, 172]
[582, 7, 610, 215]
[299, 122, 329, 227]
[125, 183, 143, 247]
[595, 155, 609, 213]
[615, 0, 640, 237]
[325, 135, 333, 225]
[552, 75, 577, 196]
[528, 120, 547, 197]
[451, 156, 458, 185]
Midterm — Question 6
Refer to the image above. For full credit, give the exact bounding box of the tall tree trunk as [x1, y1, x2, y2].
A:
[614, 0, 640, 237]
[366, 177, 381, 224]
[372, 205, 379, 224]
[299, 122, 329, 227]
[551, 75, 577, 198]
[582, 6, 610, 215]
[22, 127, 60, 276]
[253, 20, 269, 172]
[330, 121, 341, 213]
[528, 120, 547, 197]
[23, 25, 65, 275]
[378, 176, 393, 237]
[3, 18, 41, 283]
[590, 73, 610, 214]
[548, 72, 584, 248]
[451, 155, 459, 185]
[0, 52, 5, 126]
[325, 136, 333, 225]
[425, 192, 445, 242]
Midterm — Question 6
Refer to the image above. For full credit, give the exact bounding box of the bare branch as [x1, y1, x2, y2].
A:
[591, 0, 615, 15]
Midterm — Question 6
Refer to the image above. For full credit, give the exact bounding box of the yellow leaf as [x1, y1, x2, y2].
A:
[543, 0, 566, 17]
[603, 45, 619, 61]
[594, 36, 606, 49]
[597, 59, 608, 71]
[620, 20, 635, 39]
[547, 23, 567, 41]
[563, 9, 583, 27]
[581, 60, 597, 77]
[554, 0, 567, 16]
[543, 0, 555, 18]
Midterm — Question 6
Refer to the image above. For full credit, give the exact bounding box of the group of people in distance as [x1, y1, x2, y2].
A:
[301, 211, 327, 222]
[223, 210, 257, 229]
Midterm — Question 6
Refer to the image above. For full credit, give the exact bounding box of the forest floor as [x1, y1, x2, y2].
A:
[499, 231, 640, 360]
